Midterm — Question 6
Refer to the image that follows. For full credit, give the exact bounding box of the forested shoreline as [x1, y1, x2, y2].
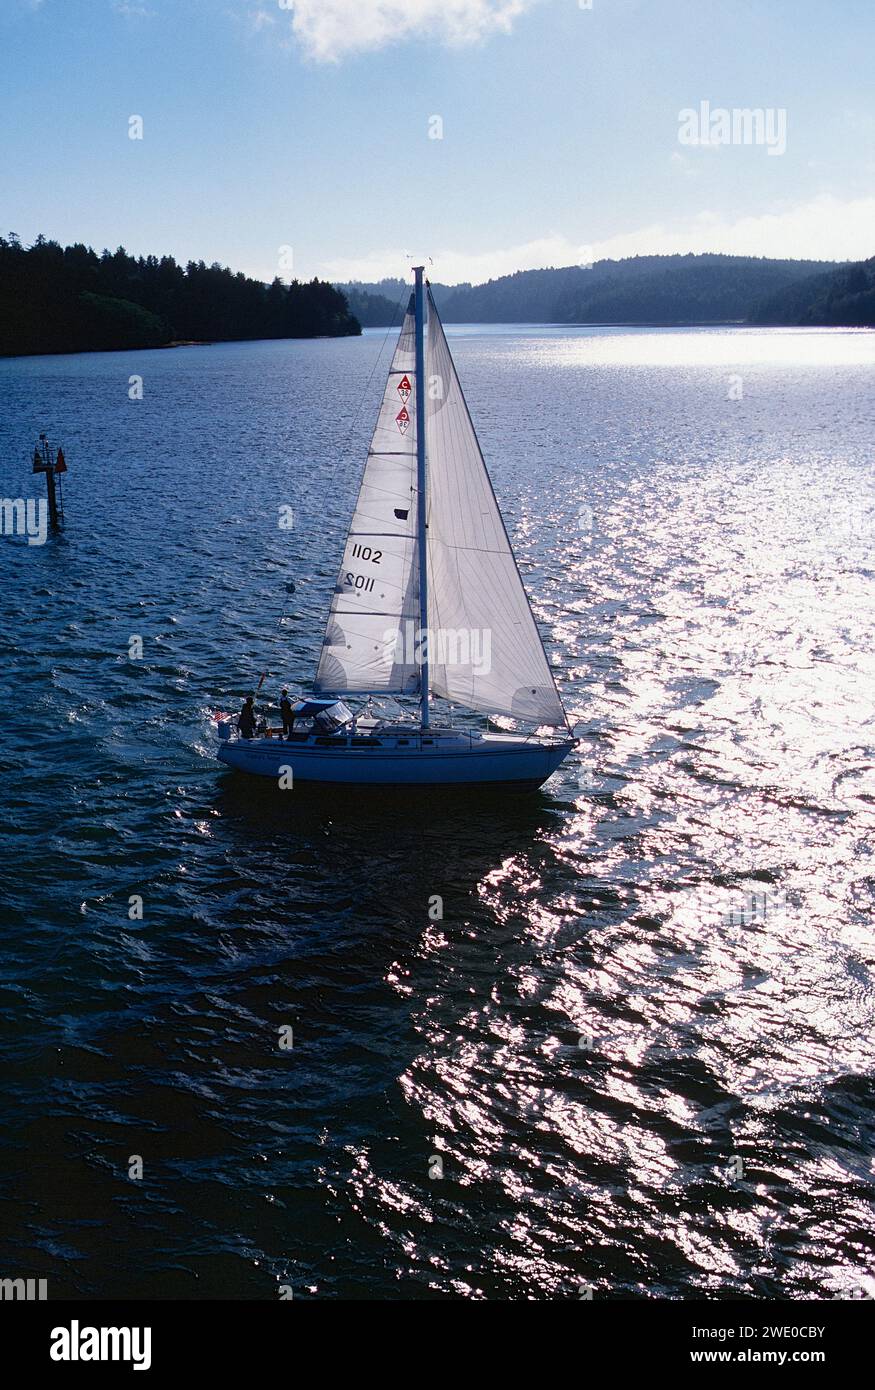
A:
[4, 239, 872, 357]
[340, 253, 875, 328]
[0, 235, 360, 357]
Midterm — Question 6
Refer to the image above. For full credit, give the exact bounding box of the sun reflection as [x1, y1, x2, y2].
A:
[514, 326, 875, 370]
[377, 325, 875, 1296]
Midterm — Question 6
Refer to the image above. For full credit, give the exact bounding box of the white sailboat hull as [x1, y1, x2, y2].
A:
[216, 729, 574, 789]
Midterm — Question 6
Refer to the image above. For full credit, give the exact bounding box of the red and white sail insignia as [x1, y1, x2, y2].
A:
[397, 374, 412, 403]
[395, 404, 411, 435]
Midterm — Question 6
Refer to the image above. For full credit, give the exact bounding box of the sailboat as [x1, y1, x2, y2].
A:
[216, 267, 576, 789]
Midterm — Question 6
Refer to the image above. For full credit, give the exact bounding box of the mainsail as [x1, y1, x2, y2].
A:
[314, 299, 422, 695]
[424, 290, 567, 725]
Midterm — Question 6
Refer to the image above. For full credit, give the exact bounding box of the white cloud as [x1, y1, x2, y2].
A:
[585, 195, 875, 265]
[318, 196, 875, 286]
[319, 236, 584, 286]
[273, 0, 537, 62]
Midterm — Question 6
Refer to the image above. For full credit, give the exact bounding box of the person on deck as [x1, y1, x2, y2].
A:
[280, 689, 295, 739]
[238, 695, 257, 739]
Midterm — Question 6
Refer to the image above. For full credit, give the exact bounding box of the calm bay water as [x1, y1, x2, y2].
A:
[1, 324, 874, 1300]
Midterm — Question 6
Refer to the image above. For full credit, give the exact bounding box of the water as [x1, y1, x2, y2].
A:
[1, 325, 874, 1300]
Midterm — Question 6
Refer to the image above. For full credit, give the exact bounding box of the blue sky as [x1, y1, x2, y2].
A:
[2, 0, 873, 284]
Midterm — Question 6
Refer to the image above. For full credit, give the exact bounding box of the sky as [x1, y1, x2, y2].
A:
[1, 0, 874, 285]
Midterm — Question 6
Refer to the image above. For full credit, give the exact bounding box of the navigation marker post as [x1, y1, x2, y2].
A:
[31, 433, 66, 531]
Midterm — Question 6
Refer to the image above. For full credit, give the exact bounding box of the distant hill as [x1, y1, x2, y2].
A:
[337, 277, 458, 325]
[340, 255, 846, 326]
[340, 284, 404, 328]
[749, 256, 875, 326]
[553, 255, 844, 326]
[0, 235, 361, 357]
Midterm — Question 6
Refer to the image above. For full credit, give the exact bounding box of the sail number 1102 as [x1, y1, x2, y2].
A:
[345, 543, 382, 594]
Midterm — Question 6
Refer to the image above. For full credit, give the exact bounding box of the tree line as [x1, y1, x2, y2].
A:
[749, 257, 875, 327]
[342, 254, 869, 326]
[0, 234, 361, 356]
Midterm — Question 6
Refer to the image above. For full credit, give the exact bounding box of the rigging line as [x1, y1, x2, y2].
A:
[315, 283, 410, 508]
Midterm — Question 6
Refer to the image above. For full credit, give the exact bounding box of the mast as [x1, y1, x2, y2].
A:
[413, 265, 430, 730]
